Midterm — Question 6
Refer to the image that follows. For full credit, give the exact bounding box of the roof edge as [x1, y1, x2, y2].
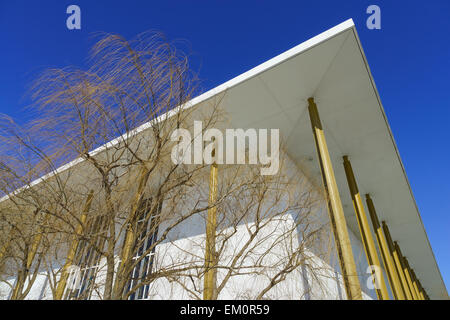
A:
[0, 19, 355, 202]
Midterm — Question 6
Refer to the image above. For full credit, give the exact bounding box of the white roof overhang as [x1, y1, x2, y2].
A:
[188, 19, 447, 299]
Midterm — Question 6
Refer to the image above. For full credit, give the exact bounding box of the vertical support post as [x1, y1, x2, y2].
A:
[394, 242, 416, 300]
[382, 222, 409, 299]
[55, 190, 94, 300]
[401, 257, 419, 300]
[342, 156, 389, 300]
[0, 243, 7, 261]
[204, 160, 218, 300]
[417, 281, 428, 300]
[307, 97, 362, 300]
[409, 267, 423, 300]
[365, 195, 405, 300]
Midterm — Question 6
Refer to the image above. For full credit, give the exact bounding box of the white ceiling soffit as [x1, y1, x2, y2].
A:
[193, 19, 446, 299]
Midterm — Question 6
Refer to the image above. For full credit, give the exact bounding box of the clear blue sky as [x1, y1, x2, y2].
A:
[0, 1, 449, 292]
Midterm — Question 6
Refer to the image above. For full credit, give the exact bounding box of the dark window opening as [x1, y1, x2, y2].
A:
[65, 214, 107, 300]
[126, 198, 161, 300]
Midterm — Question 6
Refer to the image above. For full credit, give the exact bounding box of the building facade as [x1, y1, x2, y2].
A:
[0, 19, 447, 300]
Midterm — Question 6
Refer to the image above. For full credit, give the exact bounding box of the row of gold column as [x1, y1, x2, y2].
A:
[307, 98, 363, 299]
[307, 97, 429, 300]
[52, 96, 429, 300]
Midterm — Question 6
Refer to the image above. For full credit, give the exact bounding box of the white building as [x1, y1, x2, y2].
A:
[0, 19, 447, 300]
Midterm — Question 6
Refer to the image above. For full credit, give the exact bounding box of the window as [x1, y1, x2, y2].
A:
[125, 198, 160, 300]
[65, 214, 107, 300]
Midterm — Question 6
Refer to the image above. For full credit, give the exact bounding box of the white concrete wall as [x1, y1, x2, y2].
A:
[0, 152, 376, 300]
[0, 218, 374, 300]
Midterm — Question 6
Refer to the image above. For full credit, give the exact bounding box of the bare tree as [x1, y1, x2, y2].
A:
[155, 151, 335, 300]
[0, 31, 336, 300]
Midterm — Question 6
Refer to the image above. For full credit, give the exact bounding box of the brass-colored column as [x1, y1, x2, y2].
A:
[394, 242, 417, 300]
[417, 282, 426, 300]
[11, 209, 47, 300]
[382, 222, 411, 299]
[343, 156, 389, 300]
[410, 268, 423, 300]
[419, 282, 428, 300]
[204, 159, 218, 300]
[307, 97, 362, 300]
[418, 279, 427, 300]
[365, 195, 405, 300]
[401, 257, 419, 300]
[55, 190, 94, 300]
[403, 267, 419, 300]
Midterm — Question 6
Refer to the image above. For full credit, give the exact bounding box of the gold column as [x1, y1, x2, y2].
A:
[343, 156, 389, 300]
[365, 195, 405, 300]
[417, 282, 426, 300]
[419, 281, 428, 300]
[11, 209, 47, 300]
[394, 242, 417, 300]
[307, 97, 362, 300]
[55, 190, 94, 300]
[382, 222, 410, 299]
[114, 167, 150, 297]
[401, 257, 419, 300]
[410, 268, 423, 300]
[204, 159, 218, 300]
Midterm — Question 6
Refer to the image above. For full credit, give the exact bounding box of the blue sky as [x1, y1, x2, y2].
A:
[0, 1, 449, 292]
